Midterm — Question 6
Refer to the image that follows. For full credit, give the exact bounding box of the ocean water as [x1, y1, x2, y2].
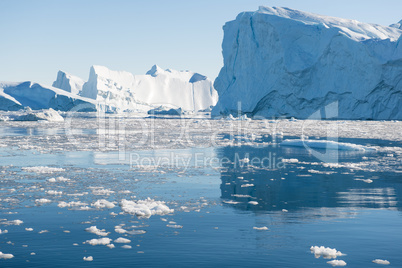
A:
[0, 118, 401, 267]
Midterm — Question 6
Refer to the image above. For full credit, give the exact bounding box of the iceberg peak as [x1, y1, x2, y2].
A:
[390, 20, 402, 30]
[146, 64, 164, 77]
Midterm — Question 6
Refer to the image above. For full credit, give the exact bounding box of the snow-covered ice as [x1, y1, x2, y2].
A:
[327, 260, 347, 266]
[310, 246, 344, 259]
[372, 259, 390, 265]
[120, 198, 174, 218]
[85, 237, 112, 246]
[85, 226, 109, 236]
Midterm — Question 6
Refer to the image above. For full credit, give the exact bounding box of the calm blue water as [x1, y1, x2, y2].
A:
[0, 127, 401, 267]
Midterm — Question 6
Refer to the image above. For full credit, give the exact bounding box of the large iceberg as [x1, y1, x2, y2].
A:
[54, 65, 218, 113]
[52, 71, 85, 96]
[0, 82, 96, 111]
[212, 6, 402, 120]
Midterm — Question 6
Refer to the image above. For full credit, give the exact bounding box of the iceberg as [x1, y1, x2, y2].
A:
[78, 65, 218, 113]
[212, 6, 402, 120]
[0, 81, 96, 112]
[52, 70, 85, 95]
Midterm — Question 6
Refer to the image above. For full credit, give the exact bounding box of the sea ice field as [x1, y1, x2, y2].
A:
[0, 115, 401, 267]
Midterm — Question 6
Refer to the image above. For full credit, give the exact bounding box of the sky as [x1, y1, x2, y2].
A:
[1, 0, 401, 86]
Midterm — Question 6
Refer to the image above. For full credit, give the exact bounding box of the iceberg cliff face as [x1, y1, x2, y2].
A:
[212, 6, 402, 119]
[80, 65, 218, 112]
[52, 71, 85, 96]
[0, 82, 96, 111]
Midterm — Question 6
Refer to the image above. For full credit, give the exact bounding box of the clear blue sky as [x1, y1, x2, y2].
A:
[1, 0, 401, 86]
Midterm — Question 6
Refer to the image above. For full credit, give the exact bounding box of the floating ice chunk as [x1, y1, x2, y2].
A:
[58, 201, 88, 208]
[35, 198, 51, 204]
[85, 237, 112, 246]
[46, 190, 62, 195]
[14, 108, 64, 122]
[1, 220, 23, 226]
[38, 230, 48, 234]
[114, 237, 131, 243]
[248, 201, 259, 205]
[222, 200, 241, 204]
[355, 178, 373, 183]
[241, 184, 254, 187]
[107, 244, 115, 249]
[92, 199, 115, 209]
[120, 198, 174, 218]
[281, 158, 299, 163]
[0, 229, 8, 234]
[48, 177, 70, 183]
[327, 260, 347, 266]
[92, 188, 115, 196]
[83, 256, 93, 261]
[310, 246, 344, 259]
[282, 209, 288, 212]
[126, 230, 146, 235]
[122, 245, 132, 249]
[0, 252, 14, 259]
[30, 252, 35, 255]
[22, 166, 65, 174]
[25, 228, 33, 231]
[282, 139, 376, 151]
[118, 190, 131, 194]
[85, 226, 109, 236]
[253, 226, 269, 230]
[114, 226, 126, 234]
[372, 259, 390, 265]
[166, 224, 183, 229]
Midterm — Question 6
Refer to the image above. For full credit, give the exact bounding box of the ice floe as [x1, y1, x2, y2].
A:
[92, 199, 115, 209]
[83, 256, 93, 261]
[22, 166, 65, 174]
[1, 219, 23, 226]
[85, 237, 112, 246]
[372, 259, 390, 265]
[327, 260, 347, 266]
[35, 198, 51, 204]
[85, 226, 109, 236]
[114, 237, 131, 243]
[120, 198, 174, 218]
[253, 227, 269, 231]
[310, 246, 344, 259]
[282, 139, 376, 151]
[0, 252, 14, 259]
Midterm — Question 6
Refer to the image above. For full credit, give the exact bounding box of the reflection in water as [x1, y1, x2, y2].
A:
[216, 144, 401, 216]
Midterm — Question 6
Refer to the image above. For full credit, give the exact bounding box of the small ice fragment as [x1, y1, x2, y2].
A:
[281, 158, 299, 163]
[0, 252, 14, 259]
[35, 198, 51, 204]
[122, 245, 132, 249]
[310, 246, 344, 259]
[253, 227, 269, 231]
[241, 184, 254, 188]
[0, 229, 8, 234]
[248, 201, 258, 205]
[114, 237, 131, 243]
[25, 228, 33, 231]
[83, 256, 93, 261]
[107, 244, 115, 249]
[92, 199, 115, 209]
[46, 190, 62, 195]
[282, 209, 288, 212]
[327, 260, 347, 266]
[85, 226, 109, 236]
[354, 178, 373, 183]
[372, 259, 390, 265]
[85, 238, 112, 246]
[166, 224, 183, 229]
[38, 230, 48, 234]
[30, 252, 36, 255]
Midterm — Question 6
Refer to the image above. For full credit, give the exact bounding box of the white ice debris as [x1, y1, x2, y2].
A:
[85, 226, 109, 236]
[281, 158, 299, 163]
[253, 227, 269, 230]
[14, 108, 64, 122]
[121, 245, 132, 249]
[22, 166, 65, 174]
[58, 201, 88, 208]
[310, 246, 344, 259]
[46, 190, 62, 195]
[25, 228, 33, 231]
[91, 188, 115, 196]
[248, 201, 259, 205]
[1, 220, 23, 226]
[327, 260, 347, 266]
[372, 259, 390, 265]
[114, 237, 131, 243]
[0, 252, 14, 259]
[92, 199, 115, 209]
[85, 237, 112, 246]
[107, 244, 115, 249]
[355, 178, 373, 183]
[35, 198, 51, 204]
[0, 229, 8, 234]
[83, 256, 93, 261]
[281, 139, 376, 151]
[48, 177, 70, 183]
[120, 198, 174, 218]
[166, 224, 183, 229]
[241, 184, 254, 187]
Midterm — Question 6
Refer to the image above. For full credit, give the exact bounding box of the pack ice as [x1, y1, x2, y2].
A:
[212, 6, 402, 120]
[54, 65, 218, 113]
